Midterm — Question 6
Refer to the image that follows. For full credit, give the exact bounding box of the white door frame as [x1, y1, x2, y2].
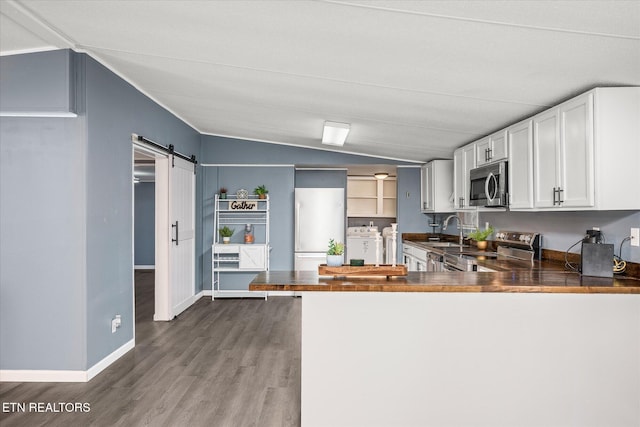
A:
[132, 137, 171, 321]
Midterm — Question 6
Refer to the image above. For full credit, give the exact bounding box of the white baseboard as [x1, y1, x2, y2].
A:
[134, 265, 155, 270]
[0, 369, 87, 383]
[0, 339, 135, 383]
[86, 338, 135, 381]
[202, 289, 212, 296]
[267, 291, 298, 297]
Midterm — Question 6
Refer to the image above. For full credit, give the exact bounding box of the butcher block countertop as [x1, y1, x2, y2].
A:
[250, 270, 640, 294]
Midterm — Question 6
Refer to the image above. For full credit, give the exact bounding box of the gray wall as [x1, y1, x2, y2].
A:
[0, 116, 87, 370]
[84, 55, 201, 367]
[203, 166, 295, 290]
[0, 49, 75, 114]
[134, 183, 155, 266]
[396, 166, 431, 263]
[0, 50, 201, 371]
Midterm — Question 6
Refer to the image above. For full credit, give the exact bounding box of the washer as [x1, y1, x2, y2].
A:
[346, 226, 379, 265]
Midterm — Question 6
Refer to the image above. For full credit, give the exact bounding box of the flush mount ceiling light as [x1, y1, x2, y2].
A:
[374, 172, 389, 180]
[322, 121, 350, 146]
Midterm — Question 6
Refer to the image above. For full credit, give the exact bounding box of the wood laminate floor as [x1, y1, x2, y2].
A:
[0, 271, 302, 427]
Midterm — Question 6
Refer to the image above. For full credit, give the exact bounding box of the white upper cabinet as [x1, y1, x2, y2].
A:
[509, 87, 639, 211]
[533, 92, 595, 209]
[507, 120, 534, 209]
[476, 130, 508, 166]
[453, 144, 476, 210]
[420, 160, 454, 213]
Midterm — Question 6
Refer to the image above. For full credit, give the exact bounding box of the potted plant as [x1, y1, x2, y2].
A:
[218, 226, 235, 244]
[254, 185, 268, 199]
[467, 226, 494, 250]
[326, 238, 345, 267]
[219, 187, 228, 199]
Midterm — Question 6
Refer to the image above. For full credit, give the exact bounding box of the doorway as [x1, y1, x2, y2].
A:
[132, 137, 196, 322]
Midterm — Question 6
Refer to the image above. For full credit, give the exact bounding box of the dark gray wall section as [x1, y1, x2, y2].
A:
[0, 117, 87, 370]
[134, 183, 155, 266]
[0, 50, 75, 114]
[84, 55, 201, 367]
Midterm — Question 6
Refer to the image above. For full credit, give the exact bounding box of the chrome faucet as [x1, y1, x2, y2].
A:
[443, 214, 465, 248]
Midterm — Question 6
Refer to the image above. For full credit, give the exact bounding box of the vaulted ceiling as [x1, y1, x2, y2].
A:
[2, 0, 639, 162]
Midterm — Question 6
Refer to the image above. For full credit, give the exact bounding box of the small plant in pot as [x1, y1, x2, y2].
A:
[467, 226, 494, 250]
[326, 238, 345, 267]
[254, 185, 268, 199]
[218, 226, 235, 244]
[219, 187, 228, 199]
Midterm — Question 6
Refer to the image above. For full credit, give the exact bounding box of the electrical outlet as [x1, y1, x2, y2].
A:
[111, 315, 122, 333]
[631, 228, 640, 247]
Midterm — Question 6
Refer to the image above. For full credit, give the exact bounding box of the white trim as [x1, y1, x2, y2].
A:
[172, 291, 202, 318]
[213, 290, 267, 299]
[0, 46, 60, 57]
[267, 291, 298, 297]
[134, 265, 155, 270]
[0, 111, 78, 117]
[202, 289, 213, 296]
[295, 167, 349, 171]
[0, 369, 87, 383]
[86, 339, 135, 381]
[0, 339, 134, 383]
[396, 165, 423, 168]
[201, 163, 295, 168]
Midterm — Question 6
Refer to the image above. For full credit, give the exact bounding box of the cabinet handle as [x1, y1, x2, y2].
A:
[172, 221, 179, 245]
[484, 148, 489, 162]
[488, 147, 492, 161]
[459, 197, 464, 208]
[558, 188, 564, 204]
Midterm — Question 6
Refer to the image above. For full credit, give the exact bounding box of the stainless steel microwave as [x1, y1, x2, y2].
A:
[469, 161, 508, 207]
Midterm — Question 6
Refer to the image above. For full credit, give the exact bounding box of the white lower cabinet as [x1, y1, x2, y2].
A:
[402, 243, 427, 272]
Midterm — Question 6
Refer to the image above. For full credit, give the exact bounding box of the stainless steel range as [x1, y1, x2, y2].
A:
[494, 230, 542, 264]
[441, 230, 541, 271]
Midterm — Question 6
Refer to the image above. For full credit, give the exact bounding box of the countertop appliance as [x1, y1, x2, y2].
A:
[469, 160, 508, 207]
[294, 188, 345, 271]
[347, 226, 378, 265]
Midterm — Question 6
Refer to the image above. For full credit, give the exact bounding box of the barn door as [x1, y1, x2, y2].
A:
[155, 155, 195, 320]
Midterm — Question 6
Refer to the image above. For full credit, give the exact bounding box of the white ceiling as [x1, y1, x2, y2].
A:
[2, 0, 639, 163]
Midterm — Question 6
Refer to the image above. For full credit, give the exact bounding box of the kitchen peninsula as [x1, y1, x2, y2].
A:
[251, 271, 640, 427]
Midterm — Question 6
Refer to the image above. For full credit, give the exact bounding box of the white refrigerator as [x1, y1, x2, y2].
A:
[294, 188, 345, 271]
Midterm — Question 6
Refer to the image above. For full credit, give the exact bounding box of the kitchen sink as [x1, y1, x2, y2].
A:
[424, 242, 469, 248]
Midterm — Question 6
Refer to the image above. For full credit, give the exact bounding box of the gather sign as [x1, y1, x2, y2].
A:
[229, 200, 258, 211]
